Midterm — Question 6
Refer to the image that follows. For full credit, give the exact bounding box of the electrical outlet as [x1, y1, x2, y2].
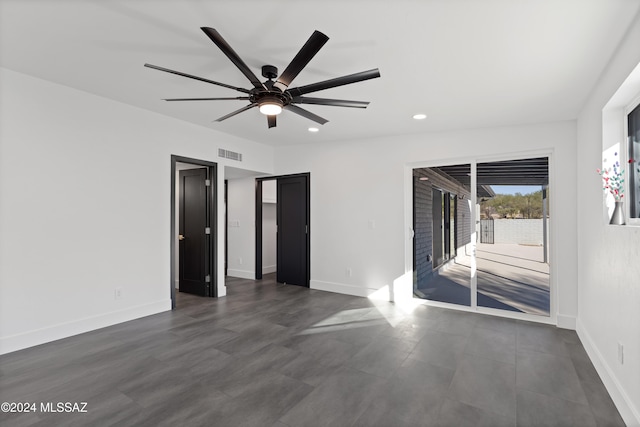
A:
[346, 268, 353, 277]
[238, 257, 243, 265]
[114, 288, 123, 300]
[618, 343, 624, 364]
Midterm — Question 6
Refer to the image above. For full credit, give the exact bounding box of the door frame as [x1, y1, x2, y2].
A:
[255, 173, 310, 285]
[224, 179, 228, 276]
[432, 187, 444, 269]
[170, 155, 218, 309]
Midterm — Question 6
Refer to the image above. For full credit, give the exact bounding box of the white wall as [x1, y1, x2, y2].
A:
[262, 204, 277, 274]
[262, 180, 277, 274]
[262, 179, 276, 203]
[0, 67, 274, 354]
[576, 13, 640, 426]
[226, 177, 258, 279]
[275, 121, 577, 327]
[493, 219, 545, 245]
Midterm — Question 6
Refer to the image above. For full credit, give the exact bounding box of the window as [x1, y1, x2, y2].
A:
[628, 101, 640, 221]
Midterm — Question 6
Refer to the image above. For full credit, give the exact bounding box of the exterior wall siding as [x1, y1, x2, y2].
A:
[413, 167, 471, 289]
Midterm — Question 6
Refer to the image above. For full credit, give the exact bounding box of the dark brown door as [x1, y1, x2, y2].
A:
[277, 175, 309, 287]
[179, 168, 209, 296]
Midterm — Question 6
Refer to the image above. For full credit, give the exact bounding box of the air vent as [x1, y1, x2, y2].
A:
[218, 148, 243, 162]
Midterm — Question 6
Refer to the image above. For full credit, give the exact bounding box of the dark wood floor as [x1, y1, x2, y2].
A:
[0, 274, 625, 426]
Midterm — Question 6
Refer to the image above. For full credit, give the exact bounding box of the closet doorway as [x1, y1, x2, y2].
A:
[255, 173, 310, 287]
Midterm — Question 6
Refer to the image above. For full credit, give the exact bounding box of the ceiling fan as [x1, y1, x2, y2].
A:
[144, 27, 380, 128]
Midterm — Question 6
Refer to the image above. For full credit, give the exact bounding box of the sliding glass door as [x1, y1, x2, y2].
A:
[413, 156, 550, 318]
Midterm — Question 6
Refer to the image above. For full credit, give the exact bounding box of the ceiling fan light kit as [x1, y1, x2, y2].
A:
[145, 27, 380, 129]
[258, 99, 283, 116]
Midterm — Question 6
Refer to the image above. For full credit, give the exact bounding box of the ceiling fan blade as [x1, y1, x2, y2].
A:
[144, 63, 250, 94]
[287, 69, 381, 97]
[267, 115, 277, 129]
[164, 97, 250, 101]
[273, 30, 329, 92]
[214, 104, 257, 122]
[284, 104, 328, 125]
[201, 27, 266, 90]
[292, 97, 370, 108]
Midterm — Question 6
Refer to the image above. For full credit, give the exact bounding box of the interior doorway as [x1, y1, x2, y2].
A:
[178, 167, 208, 295]
[170, 156, 217, 309]
[255, 173, 310, 287]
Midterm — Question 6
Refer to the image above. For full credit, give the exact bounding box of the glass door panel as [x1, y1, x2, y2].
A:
[475, 158, 550, 316]
[413, 164, 472, 306]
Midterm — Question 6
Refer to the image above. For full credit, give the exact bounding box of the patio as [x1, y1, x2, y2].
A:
[415, 243, 550, 316]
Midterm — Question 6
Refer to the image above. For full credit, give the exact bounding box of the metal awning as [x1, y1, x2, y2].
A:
[427, 157, 549, 197]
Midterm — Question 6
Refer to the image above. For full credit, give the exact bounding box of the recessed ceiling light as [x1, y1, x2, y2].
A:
[308, 127, 319, 133]
[413, 113, 427, 120]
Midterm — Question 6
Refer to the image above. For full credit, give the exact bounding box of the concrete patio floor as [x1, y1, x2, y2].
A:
[416, 243, 550, 316]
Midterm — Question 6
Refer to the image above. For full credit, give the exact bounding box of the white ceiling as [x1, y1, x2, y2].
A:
[1, 0, 639, 147]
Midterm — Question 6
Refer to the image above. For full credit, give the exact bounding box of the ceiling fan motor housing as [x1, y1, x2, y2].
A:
[261, 65, 278, 80]
[250, 83, 291, 107]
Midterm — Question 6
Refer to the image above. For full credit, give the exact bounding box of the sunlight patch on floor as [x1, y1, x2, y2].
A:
[299, 273, 419, 335]
[298, 307, 396, 335]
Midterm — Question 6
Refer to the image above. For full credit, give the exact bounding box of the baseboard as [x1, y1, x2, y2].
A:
[262, 265, 276, 274]
[576, 319, 640, 426]
[0, 299, 171, 355]
[227, 269, 255, 280]
[310, 280, 376, 298]
[556, 314, 576, 330]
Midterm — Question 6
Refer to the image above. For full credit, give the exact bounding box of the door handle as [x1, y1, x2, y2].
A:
[179, 234, 185, 241]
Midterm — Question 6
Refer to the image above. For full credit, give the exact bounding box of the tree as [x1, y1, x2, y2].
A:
[480, 190, 544, 219]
